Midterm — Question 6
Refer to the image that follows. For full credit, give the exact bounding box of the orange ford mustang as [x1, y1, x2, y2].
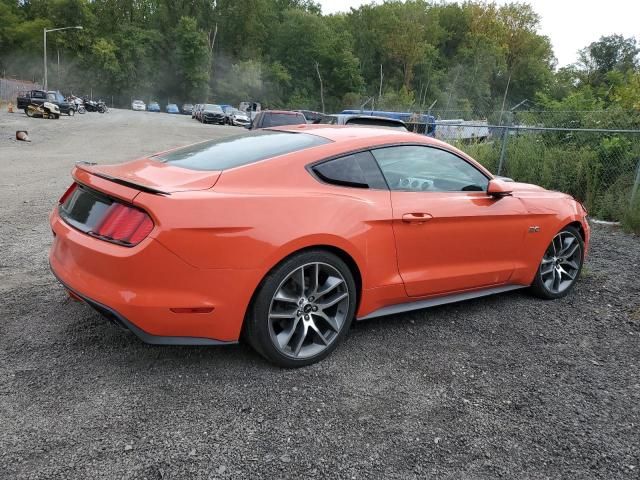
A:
[50, 125, 590, 367]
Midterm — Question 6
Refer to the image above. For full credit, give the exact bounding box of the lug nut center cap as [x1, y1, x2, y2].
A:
[303, 304, 313, 314]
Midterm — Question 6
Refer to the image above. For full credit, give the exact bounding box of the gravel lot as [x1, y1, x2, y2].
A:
[1, 109, 639, 479]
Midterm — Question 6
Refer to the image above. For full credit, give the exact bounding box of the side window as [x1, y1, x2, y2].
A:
[312, 151, 387, 189]
[371, 145, 489, 192]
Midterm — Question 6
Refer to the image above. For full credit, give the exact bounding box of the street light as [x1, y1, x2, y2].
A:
[44, 25, 83, 91]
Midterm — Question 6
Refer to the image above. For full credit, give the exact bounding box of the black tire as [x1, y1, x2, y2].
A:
[26, 108, 34, 117]
[245, 249, 357, 368]
[68, 109, 75, 117]
[529, 225, 584, 299]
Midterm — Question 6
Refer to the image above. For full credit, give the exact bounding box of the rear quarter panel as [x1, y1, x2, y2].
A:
[133, 142, 404, 294]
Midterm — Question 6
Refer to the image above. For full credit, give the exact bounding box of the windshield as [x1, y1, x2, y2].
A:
[155, 131, 330, 171]
[204, 104, 222, 112]
[47, 92, 64, 103]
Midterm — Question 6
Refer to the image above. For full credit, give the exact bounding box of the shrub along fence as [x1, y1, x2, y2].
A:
[440, 124, 640, 233]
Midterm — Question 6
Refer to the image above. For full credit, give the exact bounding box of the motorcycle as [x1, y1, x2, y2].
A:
[67, 96, 86, 114]
[25, 102, 60, 119]
[83, 98, 107, 113]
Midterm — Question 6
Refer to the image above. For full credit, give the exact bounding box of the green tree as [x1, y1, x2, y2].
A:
[174, 16, 210, 101]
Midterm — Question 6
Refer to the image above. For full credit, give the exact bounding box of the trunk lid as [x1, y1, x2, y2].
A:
[80, 158, 221, 195]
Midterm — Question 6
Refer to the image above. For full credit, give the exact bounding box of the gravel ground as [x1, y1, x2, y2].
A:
[1, 109, 639, 479]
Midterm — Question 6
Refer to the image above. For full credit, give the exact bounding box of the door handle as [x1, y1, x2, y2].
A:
[402, 213, 433, 224]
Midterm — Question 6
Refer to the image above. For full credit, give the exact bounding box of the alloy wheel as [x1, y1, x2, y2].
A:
[268, 262, 350, 359]
[540, 231, 582, 294]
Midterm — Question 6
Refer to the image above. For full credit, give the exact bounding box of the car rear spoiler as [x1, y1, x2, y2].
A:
[74, 161, 171, 196]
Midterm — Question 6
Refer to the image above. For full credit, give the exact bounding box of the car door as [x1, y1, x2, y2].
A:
[371, 145, 528, 297]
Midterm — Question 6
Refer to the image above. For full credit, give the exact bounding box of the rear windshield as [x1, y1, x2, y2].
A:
[262, 112, 306, 128]
[155, 130, 330, 171]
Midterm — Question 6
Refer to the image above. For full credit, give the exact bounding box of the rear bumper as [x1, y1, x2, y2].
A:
[49, 208, 260, 343]
[50, 266, 233, 346]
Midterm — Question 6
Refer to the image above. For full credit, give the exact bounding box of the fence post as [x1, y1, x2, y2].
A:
[497, 126, 510, 176]
[631, 157, 640, 206]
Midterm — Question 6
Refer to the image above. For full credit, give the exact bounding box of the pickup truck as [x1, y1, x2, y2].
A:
[17, 90, 74, 116]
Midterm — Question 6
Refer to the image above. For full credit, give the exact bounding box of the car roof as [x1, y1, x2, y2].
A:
[272, 124, 420, 142]
[262, 110, 305, 116]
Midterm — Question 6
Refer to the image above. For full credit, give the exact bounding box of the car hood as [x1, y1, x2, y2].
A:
[78, 158, 221, 194]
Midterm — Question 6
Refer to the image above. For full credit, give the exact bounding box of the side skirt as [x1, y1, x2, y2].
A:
[357, 284, 525, 321]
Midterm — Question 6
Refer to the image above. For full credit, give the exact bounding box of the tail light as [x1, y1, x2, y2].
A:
[59, 183, 78, 204]
[92, 203, 154, 246]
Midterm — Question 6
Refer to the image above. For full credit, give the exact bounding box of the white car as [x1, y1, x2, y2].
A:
[131, 100, 146, 111]
[228, 108, 250, 126]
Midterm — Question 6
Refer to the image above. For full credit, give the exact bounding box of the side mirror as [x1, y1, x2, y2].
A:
[487, 178, 513, 198]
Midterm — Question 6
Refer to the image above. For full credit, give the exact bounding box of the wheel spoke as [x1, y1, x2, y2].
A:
[316, 277, 344, 299]
[293, 323, 309, 357]
[317, 292, 348, 309]
[269, 311, 297, 320]
[298, 266, 306, 296]
[274, 290, 299, 304]
[540, 261, 555, 276]
[562, 259, 579, 271]
[309, 321, 329, 345]
[558, 265, 576, 280]
[277, 317, 301, 349]
[311, 263, 320, 294]
[553, 268, 561, 291]
[313, 311, 339, 332]
[561, 242, 579, 259]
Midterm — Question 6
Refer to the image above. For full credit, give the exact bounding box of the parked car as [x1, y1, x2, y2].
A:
[248, 110, 307, 129]
[223, 107, 250, 127]
[147, 101, 160, 112]
[201, 104, 225, 124]
[295, 110, 326, 124]
[17, 89, 74, 116]
[321, 114, 407, 130]
[166, 103, 180, 114]
[182, 103, 193, 115]
[50, 125, 590, 367]
[131, 100, 146, 111]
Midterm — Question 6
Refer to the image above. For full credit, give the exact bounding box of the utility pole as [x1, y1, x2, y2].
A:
[315, 61, 325, 114]
[43, 28, 47, 90]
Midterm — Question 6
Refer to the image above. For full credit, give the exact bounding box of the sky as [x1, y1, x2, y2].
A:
[318, 0, 640, 67]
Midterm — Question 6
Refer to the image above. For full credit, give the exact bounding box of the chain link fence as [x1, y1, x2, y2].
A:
[0, 78, 41, 106]
[434, 118, 640, 229]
